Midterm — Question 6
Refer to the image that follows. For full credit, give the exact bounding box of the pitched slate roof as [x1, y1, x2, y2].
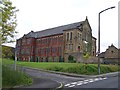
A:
[98, 52, 105, 58]
[25, 21, 84, 38]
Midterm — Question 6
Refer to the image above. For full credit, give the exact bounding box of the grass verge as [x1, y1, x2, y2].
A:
[2, 58, 32, 88]
[3, 58, 120, 75]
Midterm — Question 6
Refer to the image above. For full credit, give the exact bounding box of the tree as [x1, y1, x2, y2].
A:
[2, 45, 14, 59]
[0, 0, 18, 44]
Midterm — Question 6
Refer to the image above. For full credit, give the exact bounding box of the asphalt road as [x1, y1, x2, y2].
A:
[12, 67, 119, 90]
[23, 67, 85, 87]
[64, 76, 118, 88]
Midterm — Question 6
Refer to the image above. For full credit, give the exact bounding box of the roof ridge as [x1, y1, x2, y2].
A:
[34, 21, 84, 33]
[25, 20, 85, 38]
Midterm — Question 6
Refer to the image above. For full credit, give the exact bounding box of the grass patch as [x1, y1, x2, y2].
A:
[2, 58, 32, 88]
[0, 58, 2, 88]
[3, 58, 120, 75]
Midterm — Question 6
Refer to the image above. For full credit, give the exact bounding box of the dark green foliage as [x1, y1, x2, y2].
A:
[45, 64, 119, 75]
[47, 66, 63, 71]
[2, 45, 15, 59]
[0, 0, 19, 44]
[68, 55, 76, 63]
[65, 67, 78, 73]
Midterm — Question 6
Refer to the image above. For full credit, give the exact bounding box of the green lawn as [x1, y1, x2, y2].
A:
[3, 58, 120, 75]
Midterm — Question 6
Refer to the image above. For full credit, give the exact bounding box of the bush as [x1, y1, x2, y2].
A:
[47, 66, 63, 71]
[68, 55, 76, 63]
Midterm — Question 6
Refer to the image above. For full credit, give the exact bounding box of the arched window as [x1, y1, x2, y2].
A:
[78, 46, 80, 51]
[67, 33, 69, 41]
[70, 32, 72, 40]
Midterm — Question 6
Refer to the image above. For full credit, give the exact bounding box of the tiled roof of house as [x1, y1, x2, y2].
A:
[25, 21, 84, 38]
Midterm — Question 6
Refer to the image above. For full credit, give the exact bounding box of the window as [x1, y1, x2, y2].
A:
[59, 36, 63, 42]
[67, 33, 69, 41]
[35, 48, 38, 54]
[26, 48, 30, 54]
[78, 33, 80, 40]
[46, 48, 50, 54]
[58, 47, 62, 55]
[93, 51, 95, 56]
[78, 46, 80, 51]
[66, 44, 68, 50]
[70, 32, 72, 40]
[46, 38, 48, 44]
[41, 49, 44, 55]
[52, 47, 56, 53]
[111, 50, 114, 54]
[41, 39, 43, 44]
[69, 44, 73, 51]
[48, 38, 51, 43]
[39, 49, 41, 55]
[80, 34, 82, 41]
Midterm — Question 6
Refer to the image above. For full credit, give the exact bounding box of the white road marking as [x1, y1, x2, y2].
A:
[77, 82, 83, 86]
[94, 78, 99, 81]
[64, 84, 70, 87]
[89, 79, 94, 82]
[83, 81, 89, 84]
[68, 85, 75, 87]
[64, 77, 108, 88]
[103, 77, 107, 80]
[84, 79, 89, 82]
[99, 77, 103, 80]
[71, 82, 78, 84]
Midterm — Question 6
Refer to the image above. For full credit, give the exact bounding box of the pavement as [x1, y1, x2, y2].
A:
[12, 76, 62, 90]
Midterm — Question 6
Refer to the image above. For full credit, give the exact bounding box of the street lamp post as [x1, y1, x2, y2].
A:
[14, 46, 17, 70]
[98, 6, 115, 75]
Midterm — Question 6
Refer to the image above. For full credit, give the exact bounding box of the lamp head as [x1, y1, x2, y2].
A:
[110, 6, 115, 9]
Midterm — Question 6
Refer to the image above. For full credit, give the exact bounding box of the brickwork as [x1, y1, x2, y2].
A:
[16, 17, 96, 62]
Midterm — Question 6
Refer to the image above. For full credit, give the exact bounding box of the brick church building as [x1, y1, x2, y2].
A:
[16, 17, 96, 62]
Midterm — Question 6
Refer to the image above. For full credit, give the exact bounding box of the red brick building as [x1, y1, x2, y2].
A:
[16, 17, 96, 62]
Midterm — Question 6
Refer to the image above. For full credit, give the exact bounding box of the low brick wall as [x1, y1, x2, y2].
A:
[80, 56, 98, 64]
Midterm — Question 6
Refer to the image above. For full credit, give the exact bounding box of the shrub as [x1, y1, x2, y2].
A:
[47, 66, 63, 71]
[68, 55, 76, 63]
[83, 52, 90, 64]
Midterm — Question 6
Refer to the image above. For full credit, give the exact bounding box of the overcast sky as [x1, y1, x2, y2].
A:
[5, 0, 119, 52]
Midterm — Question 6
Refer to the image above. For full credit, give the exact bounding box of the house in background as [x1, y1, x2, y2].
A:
[99, 44, 119, 65]
[16, 17, 96, 62]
